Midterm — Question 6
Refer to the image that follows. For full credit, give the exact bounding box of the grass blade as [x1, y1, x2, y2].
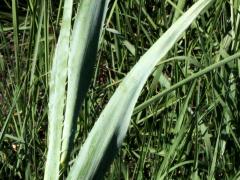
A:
[208, 125, 221, 180]
[157, 81, 196, 178]
[11, 0, 19, 81]
[134, 52, 240, 114]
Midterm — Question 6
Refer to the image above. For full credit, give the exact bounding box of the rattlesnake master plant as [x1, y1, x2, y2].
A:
[45, 0, 215, 179]
[2, 0, 240, 179]
[45, 0, 110, 179]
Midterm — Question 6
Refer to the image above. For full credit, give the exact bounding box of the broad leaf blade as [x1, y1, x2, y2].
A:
[60, 0, 111, 167]
[44, 0, 73, 179]
[67, 0, 213, 179]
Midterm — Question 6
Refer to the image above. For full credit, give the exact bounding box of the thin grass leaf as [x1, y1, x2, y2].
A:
[174, 81, 196, 133]
[44, 0, 73, 179]
[157, 81, 196, 179]
[11, 0, 19, 81]
[0, 86, 22, 148]
[44, 0, 49, 85]
[208, 125, 221, 180]
[134, 52, 240, 114]
[30, 0, 44, 86]
[172, 0, 186, 22]
[67, 0, 213, 179]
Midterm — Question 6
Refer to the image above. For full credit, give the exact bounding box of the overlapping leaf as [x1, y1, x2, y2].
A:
[67, 0, 213, 179]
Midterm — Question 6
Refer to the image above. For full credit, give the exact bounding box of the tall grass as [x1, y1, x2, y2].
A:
[0, 0, 240, 179]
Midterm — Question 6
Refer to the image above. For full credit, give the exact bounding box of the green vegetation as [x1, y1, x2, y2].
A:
[0, 0, 240, 179]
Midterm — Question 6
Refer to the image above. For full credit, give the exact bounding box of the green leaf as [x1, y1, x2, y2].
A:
[60, 0, 111, 167]
[133, 52, 240, 115]
[44, 0, 73, 179]
[67, 0, 213, 179]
